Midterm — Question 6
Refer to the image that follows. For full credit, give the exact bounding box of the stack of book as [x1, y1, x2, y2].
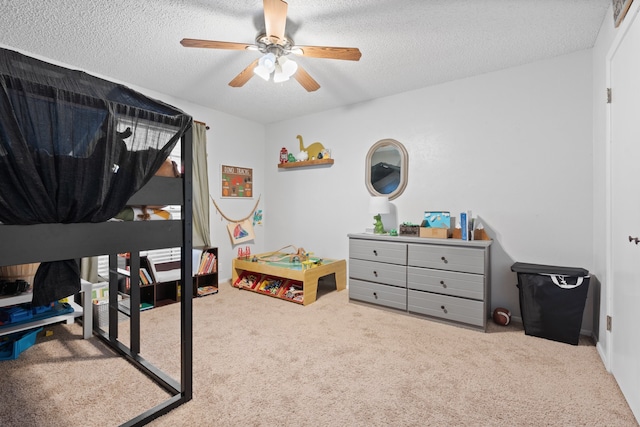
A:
[139, 267, 153, 285]
[197, 252, 217, 275]
[121, 265, 155, 288]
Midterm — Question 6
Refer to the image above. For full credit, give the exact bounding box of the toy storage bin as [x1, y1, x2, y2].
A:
[0, 263, 40, 289]
[92, 294, 130, 330]
[0, 327, 42, 360]
[511, 262, 590, 345]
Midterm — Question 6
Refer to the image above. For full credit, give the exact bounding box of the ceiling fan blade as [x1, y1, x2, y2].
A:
[229, 58, 260, 87]
[180, 38, 253, 50]
[294, 45, 362, 61]
[293, 65, 320, 92]
[263, 0, 288, 44]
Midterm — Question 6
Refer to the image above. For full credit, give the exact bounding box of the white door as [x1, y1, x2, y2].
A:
[610, 6, 640, 421]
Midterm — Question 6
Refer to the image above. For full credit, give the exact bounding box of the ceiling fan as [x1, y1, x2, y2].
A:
[180, 0, 362, 92]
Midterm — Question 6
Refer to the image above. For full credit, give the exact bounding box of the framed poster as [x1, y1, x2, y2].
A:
[613, 0, 634, 27]
[221, 165, 253, 198]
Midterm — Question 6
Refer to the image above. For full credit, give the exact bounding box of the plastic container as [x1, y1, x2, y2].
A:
[0, 327, 43, 360]
[0, 306, 33, 323]
[511, 262, 590, 345]
[92, 295, 130, 330]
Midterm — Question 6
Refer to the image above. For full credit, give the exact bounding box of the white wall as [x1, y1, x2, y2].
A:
[265, 50, 595, 331]
[168, 102, 266, 283]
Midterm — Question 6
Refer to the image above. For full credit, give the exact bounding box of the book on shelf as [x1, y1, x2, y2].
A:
[197, 253, 207, 274]
[197, 285, 218, 297]
[138, 269, 146, 285]
[197, 251, 217, 275]
[147, 257, 160, 283]
[140, 302, 154, 311]
[140, 268, 153, 285]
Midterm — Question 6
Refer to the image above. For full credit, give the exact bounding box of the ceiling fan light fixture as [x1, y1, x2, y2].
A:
[278, 56, 298, 77]
[254, 63, 271, 81]
[181, 1, 361, 92]
[258, 52, 276, 72]
[273, 66, 288, 83]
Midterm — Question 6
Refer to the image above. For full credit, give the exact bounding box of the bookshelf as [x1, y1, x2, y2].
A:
[119, 247, 218, 308]
[121, 256, 178, 309]
[193, 247, 218, 297]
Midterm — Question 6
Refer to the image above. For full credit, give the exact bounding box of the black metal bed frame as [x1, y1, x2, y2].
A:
[0, 128, 194, 426]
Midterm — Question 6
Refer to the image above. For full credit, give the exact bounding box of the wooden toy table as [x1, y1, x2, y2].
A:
[231, 252, 346, 305]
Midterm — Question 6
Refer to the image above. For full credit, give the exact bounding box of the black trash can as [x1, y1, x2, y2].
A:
[511, 262, 590, 345]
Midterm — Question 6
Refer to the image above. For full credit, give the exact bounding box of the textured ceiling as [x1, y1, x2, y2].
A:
[0, 0, 610, 124]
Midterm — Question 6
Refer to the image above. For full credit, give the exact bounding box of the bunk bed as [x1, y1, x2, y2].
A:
[0, 47, 194, 426]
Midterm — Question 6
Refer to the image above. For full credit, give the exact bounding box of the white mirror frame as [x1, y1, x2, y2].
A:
[365, 138, 408, 201]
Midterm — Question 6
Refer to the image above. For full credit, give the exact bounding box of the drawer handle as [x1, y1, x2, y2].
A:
[373, 250, 378, 256]
[441, 256, 448, 264]
[373, 292, 378, 299]
[373, 271, 378, 277]
[440, 305, 448, 314]
[440, 280, 447, 288]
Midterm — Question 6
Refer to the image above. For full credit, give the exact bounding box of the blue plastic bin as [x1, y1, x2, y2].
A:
[0, 327, 43, 360]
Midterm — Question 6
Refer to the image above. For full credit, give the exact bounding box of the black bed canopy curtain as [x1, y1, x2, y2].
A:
[0, 47, 192, 305]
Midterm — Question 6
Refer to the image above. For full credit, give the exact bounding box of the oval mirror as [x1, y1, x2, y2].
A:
[365, 139, 408, 201]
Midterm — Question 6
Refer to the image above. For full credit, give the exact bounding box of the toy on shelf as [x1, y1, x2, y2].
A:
[297, 135, 325, 161]
[288, 247, 310, 263]
[399, 222, 420, 236]
[296, 150, 308, 162]
[283, 283, 304, 302]
[301, 258, 323, 270]
[235, 273, 260, 290]
[251, 245, 312, 264]
[237, 246, 252, 260]
[279, 147, 288, 164]
[258, 277, 284, 295]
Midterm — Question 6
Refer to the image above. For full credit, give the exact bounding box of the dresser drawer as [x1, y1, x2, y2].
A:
[349, 258, 406, 288]
[408, 290, 484, 327]
[349, 279, 406, 310]
[349, 239, 406, 265]
[407, 243, 484, 274]
[407, 267, 484, 300]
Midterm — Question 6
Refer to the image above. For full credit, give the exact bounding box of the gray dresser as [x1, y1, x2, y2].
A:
[348, 233, 492, 331]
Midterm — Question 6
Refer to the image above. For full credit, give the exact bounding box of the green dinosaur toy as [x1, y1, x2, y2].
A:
[373, 214, 385, 234]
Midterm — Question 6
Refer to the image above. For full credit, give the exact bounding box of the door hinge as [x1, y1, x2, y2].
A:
[607, 88, 612, 104]
[607, 315, 612, 331]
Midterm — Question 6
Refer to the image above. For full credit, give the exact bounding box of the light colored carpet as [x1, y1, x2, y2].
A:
[0, 279, 636, 427]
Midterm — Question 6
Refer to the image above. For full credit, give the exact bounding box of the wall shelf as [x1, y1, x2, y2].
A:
[277, 158, 334, 169]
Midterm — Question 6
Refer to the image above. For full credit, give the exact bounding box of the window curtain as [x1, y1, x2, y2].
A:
[192, 122, 211, 247]
[0, 48, 192, 305]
